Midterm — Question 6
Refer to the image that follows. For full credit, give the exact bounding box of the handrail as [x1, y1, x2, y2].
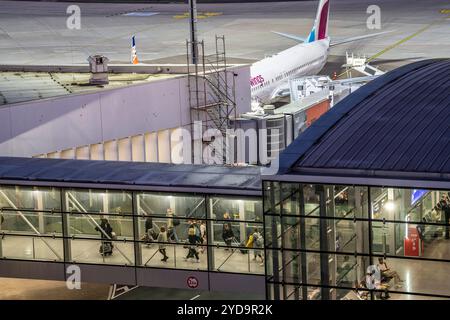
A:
[216, 246, 238, 271]
[143, 248, 160, 266]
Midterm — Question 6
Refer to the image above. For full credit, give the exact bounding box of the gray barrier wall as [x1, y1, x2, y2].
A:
[0, 65, 251, 157]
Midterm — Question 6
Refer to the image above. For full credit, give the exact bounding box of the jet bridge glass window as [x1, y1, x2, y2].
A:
[136, 192, 206, 219]
[0, 185, 63, 261]
[65, 188, 133, 214]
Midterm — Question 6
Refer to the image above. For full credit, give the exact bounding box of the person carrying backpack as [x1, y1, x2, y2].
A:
[247, 228, 264, 265]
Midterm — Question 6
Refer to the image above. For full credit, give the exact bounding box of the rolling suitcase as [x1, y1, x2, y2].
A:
[232, 238, 248, 254]
[100, 242, 113, 256]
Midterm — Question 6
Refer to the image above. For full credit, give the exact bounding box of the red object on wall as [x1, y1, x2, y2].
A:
[306, 99, 330, 127]
[404, 226, 420, 257]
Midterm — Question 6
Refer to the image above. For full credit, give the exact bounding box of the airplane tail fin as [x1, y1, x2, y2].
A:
[131, 35, 139, 65]
[307, 0, 330, 43]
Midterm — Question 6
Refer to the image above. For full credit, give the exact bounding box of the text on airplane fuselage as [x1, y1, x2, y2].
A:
[250, 75, 265, 87]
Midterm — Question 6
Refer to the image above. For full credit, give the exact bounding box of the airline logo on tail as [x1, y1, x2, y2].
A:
[131, 35, 139, 65]
[307, 0, 330, 43]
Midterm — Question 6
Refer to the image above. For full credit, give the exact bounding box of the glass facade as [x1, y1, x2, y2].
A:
[0, 185, 263, 275]
[264, 182, 450, 300]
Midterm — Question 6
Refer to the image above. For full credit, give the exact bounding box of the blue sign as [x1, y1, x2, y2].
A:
[411, 189, 428, 205]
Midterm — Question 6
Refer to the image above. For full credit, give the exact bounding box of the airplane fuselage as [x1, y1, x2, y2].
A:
[250, 38, 330, 103]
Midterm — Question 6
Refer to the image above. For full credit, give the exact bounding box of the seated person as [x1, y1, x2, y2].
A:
[377, 257, 404, 288]
[366, 267, 390, 300]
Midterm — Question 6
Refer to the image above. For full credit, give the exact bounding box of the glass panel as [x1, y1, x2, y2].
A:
[212, 246, 261, 274]
[68, 213, 133, 240]
[280, 183, 300, 216]
[281, 216, 300, 250]
[0, 185, 61, 211]
[334, 218, 358, 253]
[266, 249, 282, 282]
[69, 238, 134, 265]
[284, 284, 303, 300]
[336, 254, 358, 287]
[304, 218, 320, 250]
[334, 186, 369, 219]
[370, 188, 449, 225]
[264, 215, 281, 249]
[370, 257, 450, 297]
[0, 210, 62, 235]
[372, 221, 450, 260]
[65, 189, 132, 214]
[281, 250, 301, 284]
[306, 286, 322, 300]
[212, 220, 260, 248]
[263, 182, 280, 215]
[140, 241, 176, 269]
[303, 184, 320, 216]
[210, 196, 262, 222]
[306, 253, 321, 286]
[137, 192, 206, 219]
[0, 235, 63, 261]
[140, 223, 207, 271]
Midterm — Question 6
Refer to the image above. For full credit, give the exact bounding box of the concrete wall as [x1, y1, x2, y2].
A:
[0, 65, 251, 158]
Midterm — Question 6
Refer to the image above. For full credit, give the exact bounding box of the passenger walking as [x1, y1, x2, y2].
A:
[95, 217, 114, 256]
[145, 216, 153, 234]
[246, 228, 264, 265]
[222, 211, 232, 242]
[143, 215, 156, 244]
[185, 226, 201, 262]
[166, 208, 180, 242]
[222, 223, 234, 250]
[157, 226, 169, 262]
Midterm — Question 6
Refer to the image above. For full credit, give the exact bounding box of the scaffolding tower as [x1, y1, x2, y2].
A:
[186, 35, 237, 163]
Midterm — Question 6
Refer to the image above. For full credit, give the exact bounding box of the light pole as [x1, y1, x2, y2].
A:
[188, 0, 199, 65]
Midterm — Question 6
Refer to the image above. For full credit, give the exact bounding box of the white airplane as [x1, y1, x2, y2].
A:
[250, 0, 391, 104]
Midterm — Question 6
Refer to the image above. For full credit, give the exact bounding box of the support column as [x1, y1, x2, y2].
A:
[299, 185, 308, 300]
[61, 190, 71, 262]
[35, 187, 45, 234]
[328, 186, 336, 300]
[133, 192, 142, 266]
[317, 185, 330, 300]
[206, 196, 214, 271]
[238, 200, 246, 240]
[269, 182, 280, 300]
[387, 188, 396, 255]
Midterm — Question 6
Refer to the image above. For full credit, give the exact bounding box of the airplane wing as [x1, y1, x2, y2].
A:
[330, 30, 394, 47]
[271, 31, 306, 43]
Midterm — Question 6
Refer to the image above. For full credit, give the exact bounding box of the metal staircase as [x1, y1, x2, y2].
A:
[187, 36, 237, 162]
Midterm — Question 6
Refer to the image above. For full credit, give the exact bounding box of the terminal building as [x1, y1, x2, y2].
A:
[264, 59, 450, 300]
[0, 59, 449, 300]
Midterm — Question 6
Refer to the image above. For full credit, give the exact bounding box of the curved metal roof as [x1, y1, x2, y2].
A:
[278, 59, 450, 183]
[0, 157, 262, 195]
